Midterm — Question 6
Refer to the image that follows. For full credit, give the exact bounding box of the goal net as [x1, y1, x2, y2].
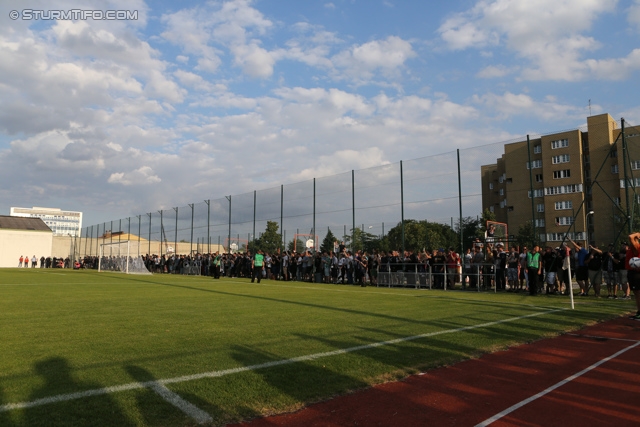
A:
[99, 241, 151, 274]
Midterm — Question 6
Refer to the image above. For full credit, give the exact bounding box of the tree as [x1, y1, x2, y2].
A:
[456, 216, 483, 251]
[288, 238, 304, 253]
[321, 228, 337, 253]
[342, 228, 382, 253]
[515, 221, 536, 249]
[251, 221, 282, 254]
[385, 219, 458, 253]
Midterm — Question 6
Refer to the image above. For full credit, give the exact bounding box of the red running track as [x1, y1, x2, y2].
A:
[230, 317, 640, 427]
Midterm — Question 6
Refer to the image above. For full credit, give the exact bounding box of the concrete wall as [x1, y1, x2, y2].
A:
[0, 230, 53, 268]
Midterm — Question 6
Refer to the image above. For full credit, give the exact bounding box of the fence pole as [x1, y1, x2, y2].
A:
[313, 178, 316, 252]
[527, 135, 537, 247]
[226, 195, 231, 253]
[206, 199, 211, 254]
[173, 207, 178, 255]
[189, 203, 194, 255]
[457, 149, 463, 253]
[351, 170, 355, 252]
[400, 160, 405, 256]
[159, 210, 163, 258]
[253, 190, 256, 250]
[622, 118, 632, 235]
[280, 184, 284, 248]
[137, 216, 141, 257]
[147, 213, 152, 255]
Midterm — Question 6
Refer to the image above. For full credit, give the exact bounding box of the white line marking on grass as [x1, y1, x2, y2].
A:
[148, 382, 213, 424]
[475, 340, 640, 427]
[0, 308, 563, 415]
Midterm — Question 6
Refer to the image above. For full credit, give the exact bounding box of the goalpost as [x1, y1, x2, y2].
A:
[98, 241, 151, 274]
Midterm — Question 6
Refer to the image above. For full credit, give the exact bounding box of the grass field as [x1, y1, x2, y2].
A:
[0, 269, 634, 426]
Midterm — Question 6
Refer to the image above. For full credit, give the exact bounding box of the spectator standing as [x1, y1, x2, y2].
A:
[526, 246, 542, 296]
[31, 255, 37, 268]
[568, 238, 590, 296]
[587, 244, 603, 298]
[624, 233, 640, 320]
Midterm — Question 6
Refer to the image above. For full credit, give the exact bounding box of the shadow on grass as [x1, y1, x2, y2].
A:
[125, 365, 223, 426]
[229, 344, 369, 415]
[21, 357, 134, 427]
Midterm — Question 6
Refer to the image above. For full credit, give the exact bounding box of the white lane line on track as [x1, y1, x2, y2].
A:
[0, 308, 563, 415]
[475, 339, 640, 427]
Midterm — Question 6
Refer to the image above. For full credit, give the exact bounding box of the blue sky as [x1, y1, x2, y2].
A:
[1, 0, 640, 230]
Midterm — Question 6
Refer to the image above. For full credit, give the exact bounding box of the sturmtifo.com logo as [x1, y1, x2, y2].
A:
[9, 9, 138, 20]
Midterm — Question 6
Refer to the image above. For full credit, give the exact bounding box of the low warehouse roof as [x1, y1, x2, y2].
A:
[0, 216, 52, 232]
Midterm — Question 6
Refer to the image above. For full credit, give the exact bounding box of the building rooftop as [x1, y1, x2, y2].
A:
[0, 216, 52, 232]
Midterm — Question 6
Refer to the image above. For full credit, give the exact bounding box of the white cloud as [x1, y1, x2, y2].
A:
[472, 92, 590, 121]
[629, 0, 640, 30]
[332, 36, 416, 79]
[476, 65, 517, 78]
[438, 0, 628, 81]
[108, 166, 162, 186]
[161, 0, 274, 77]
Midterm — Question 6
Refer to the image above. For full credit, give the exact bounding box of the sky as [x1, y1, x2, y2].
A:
[1, 0, 640, 232]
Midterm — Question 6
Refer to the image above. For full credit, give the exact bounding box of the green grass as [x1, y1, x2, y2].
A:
[0, 269, 633, 426]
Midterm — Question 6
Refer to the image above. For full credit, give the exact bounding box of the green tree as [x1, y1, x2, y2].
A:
[287, 238, 304, 253]
[321, 228, 337, 253]
[251, 221, 282, 254]
[385, 220, 458, 253]
[455, 216, 483, 251]
[515, 221, 536, 249]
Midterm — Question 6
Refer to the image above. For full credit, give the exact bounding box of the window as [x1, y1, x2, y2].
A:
[632, 160, 640, 170]
[555, 201, 573, 210]
[489, 206, 495, 213]
[537, 204, 545, 213]
[551, 139, 569, 149]
[545, 184, 583, 195]
[545, 184, 581, 195]
[499, 176, 504, 183]
[535, 174, 543, 183]
[489, 182, 494, 190]
[611, 150, 618, 158]
[499, 188, 504, 196]
[528, 189, 544, 198]
[620, 178, 640, 188]
[555, 216, 573, 226]
[535, 219, 545, 228]
[553, 169, 571, 179]
[614, 197, 621, 205]
[508, 206, 514, 212]
[527, 160, 542, 169]
[534, 145, 541, 154]
[552, 154, 570, 164]
[611, 164, 619, 174]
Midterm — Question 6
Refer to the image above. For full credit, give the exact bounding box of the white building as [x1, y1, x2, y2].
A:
[10, 207, 83, 237]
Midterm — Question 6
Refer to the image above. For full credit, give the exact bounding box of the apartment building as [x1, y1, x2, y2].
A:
[10, 206, 83, 237]
[481, 113, 640, 246]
